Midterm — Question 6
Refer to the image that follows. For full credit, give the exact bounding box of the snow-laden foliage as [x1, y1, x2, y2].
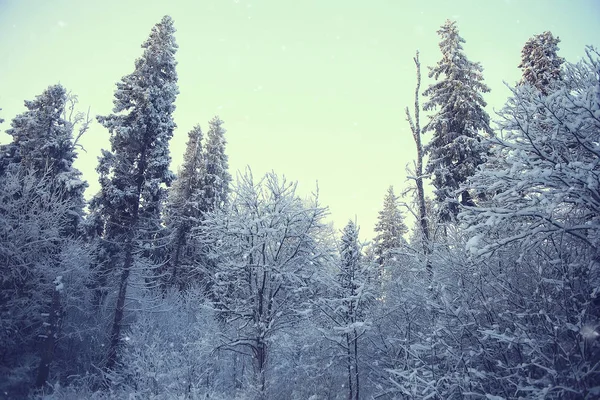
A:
[1, 84, 87, 235]
[4, 14, 600, 400]
[464, 48, 600, 260]
[458, 48, 600, 398]
[89, 15, 179, 371]
[203, 116, 232, 213]
[0, 168, 92, 397]
[373, 186, 408, 266]
[106, 290, 222, 399]
[423, 20, 491, 218]
[518, 31, 564, 95]
[164, 124, 206, 289]
[167, 124, 206, 224]
[164, 117, 232, 291]
[316, 220, 377, 400]
[197, 170, 332, 398]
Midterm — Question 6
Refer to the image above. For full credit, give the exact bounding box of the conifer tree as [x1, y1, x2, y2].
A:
[318, 220, 375, 400]
[203, 116, 231, 212]
[373, 186, 408, 266]
[423, 20, 491, 219]
[338, 220, 363, 400]
[518, 31, 564, 95]
[90, 15, 178, 370]
[0, 87, 89, 388]
[165, 124, 205, 288]
[2, 85, 87, 233]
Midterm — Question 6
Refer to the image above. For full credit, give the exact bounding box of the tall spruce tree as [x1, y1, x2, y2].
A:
[423, 20, 491, 219]
[518, 31, 564, 95]
[203, 116, 231, 212]
[165, 124, 205, 288]
[338, 220, 364, 400]
[90, 15, 178, 370]
[373, 186, 408, 266]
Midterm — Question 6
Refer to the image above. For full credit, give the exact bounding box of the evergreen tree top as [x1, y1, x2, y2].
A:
[103, 15, 178, 119]
[203, 116, 231, 211]
[93, 15, 179, 232]
[178, 124, 203, 176]
[97, 15, 178, 165]
[2, 84, 87, 234]
[340, 219, 361, 285]
[373, 186, 407, 265]
[374, 186, 407, 238]
[424, 20, 490, 110]
[6, 84, 78, 175]
[167, 124, 206, 223]
[421, 20, 491, 214]
[341, 220, 360, 254]
[518, 31, 564, 95]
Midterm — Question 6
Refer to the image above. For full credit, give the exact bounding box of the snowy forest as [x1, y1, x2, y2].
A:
[0, 14, 599, 400]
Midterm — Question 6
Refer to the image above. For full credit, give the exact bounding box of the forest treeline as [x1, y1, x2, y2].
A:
[0, 15, 599, 400]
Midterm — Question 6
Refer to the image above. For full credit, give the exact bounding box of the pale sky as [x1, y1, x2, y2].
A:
[1, 0, 599, 241]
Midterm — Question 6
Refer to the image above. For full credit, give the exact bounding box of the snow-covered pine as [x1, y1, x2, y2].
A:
[518, 31, 564, 95]
[164, 124, 206, 289]
[329, 220, 375, 400]
[203, 116, 231, 213]
[2, 84, 87, 235]
[373, 186, 408, 268]
[0, 168, 92, 393]
[90, 15, 179, 371]
[423, 20, 491, 220]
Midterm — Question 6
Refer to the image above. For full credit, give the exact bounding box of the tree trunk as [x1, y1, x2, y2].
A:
[346, 333, 354, 400]
[35, 285, 62, 388]
[353, 329, 360, 400]
[105, 238, 134, 371]
[405, 51, 432, 278]
[256, 337, 267, 400]
[170, 225, 185, 290]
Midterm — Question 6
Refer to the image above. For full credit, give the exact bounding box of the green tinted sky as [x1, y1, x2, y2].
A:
[1, 0, 599, 240]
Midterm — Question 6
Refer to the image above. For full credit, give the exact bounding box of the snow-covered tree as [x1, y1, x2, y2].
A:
[116, 290, 222, 398]
[165, 124, 206, 289]
[373, 186, 408, 266]
[464, 48, 600, 259]
[198, 170, 331, 398]
[203, 116, 231, 212]
[90, 15, 178, 371]
[518, 31, 564, 95]
[339, 220, 363, 400]
[423, 20, 491, 219]
[2, 85, 87, 235]
[460, 47, 600, 397]
[318, 220, 375, 400]
[0, 168, 91, 395]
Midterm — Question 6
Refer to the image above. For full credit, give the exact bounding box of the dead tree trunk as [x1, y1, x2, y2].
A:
[405, 50, 432, 278]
